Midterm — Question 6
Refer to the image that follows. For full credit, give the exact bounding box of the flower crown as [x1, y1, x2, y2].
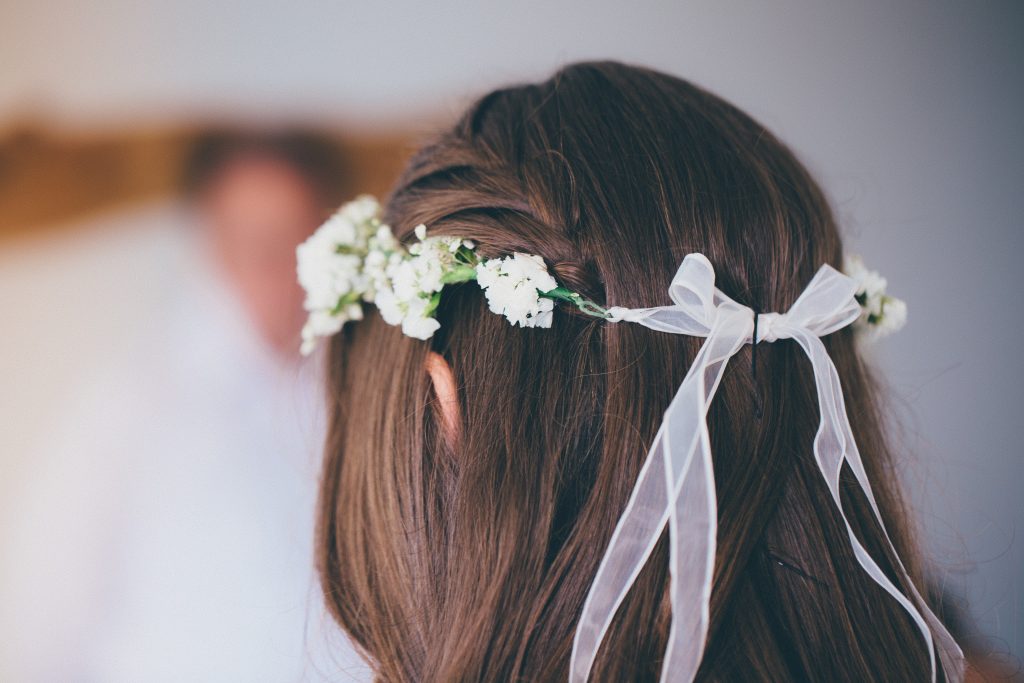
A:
[296, 195, 906, 354]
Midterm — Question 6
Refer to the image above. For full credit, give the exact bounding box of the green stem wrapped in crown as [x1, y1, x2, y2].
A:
[297, 195, 901, 354]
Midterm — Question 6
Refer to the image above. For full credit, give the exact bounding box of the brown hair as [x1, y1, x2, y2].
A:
[317, 61, 951, 681]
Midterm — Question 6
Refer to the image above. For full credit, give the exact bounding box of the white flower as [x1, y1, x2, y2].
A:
[855, 294, 907, 343]
[842, 254, 907, 341]
[362, 224, 402, 302]
[844, 254, 887, 300]
[315, 213, 357, 247]
[879, 296, 907, 334]
[476, 253, 558, 328]
[335, 194, 385, 229]
[373, 279, 441, 339]
[371, 287, 401, 327]
[411, 250, 446, 294]
[298, 195, 563, 348]
[297, 235, 363, 310]
[368, 234, 457, 339]
[399, 296, 442, 339]
[402, 315, 441, 340]
[389, 259, 421, 302]
[448, 237, 474, 252]
[403, 234, 462, 295]
[300, 309, 349, 355]
[295, 196, 387, 354]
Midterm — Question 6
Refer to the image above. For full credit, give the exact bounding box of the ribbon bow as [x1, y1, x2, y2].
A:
[570, 254, 963, 683]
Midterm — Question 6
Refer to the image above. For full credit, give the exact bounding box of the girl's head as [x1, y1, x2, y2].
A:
[317, 61, 940, 681]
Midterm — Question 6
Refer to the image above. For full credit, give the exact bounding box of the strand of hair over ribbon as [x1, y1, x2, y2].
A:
[569, 253, 964, 683]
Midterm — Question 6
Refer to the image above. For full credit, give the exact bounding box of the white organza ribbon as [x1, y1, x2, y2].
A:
[569, 253, 964, 683]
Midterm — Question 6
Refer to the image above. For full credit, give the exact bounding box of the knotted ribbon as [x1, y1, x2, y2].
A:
[569, 253, 963, 683]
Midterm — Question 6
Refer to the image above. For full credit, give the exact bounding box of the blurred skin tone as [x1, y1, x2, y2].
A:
[198, 154, 323, 358]
[426, 351, 459, 444]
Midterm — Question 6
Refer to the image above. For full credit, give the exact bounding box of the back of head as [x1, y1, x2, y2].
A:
[318, 61, 938, 681]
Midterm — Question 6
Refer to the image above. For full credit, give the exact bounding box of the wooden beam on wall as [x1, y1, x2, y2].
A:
[0, 124, 416, 239]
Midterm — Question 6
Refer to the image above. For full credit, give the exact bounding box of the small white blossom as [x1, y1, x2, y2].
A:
[399, 296, 442, 339]
[296, 196, 389, 354]
[300, 308, 351, 355]
[402, 315, 441, 340]
[373, 287, 405, 327]
[476, 253, 559, 328]
[843, 254, 907, 341]
[879, 296, 907, 335]
[388, 259, 421, 302]
[298, 195, 574, 349]
[448, 238, 474, 252]
[844, 254, 887, 299]
[366, 231, 463, 340]
[297, 233, 357, 310]
[362, 224, 402, 302]
[336, 194, 378, 222]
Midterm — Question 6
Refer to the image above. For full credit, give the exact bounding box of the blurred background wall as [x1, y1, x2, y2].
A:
[1, 0, 1021, 667]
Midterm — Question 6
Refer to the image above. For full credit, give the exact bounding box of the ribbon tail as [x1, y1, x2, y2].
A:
[660, 310, 750, 682]
[831, 364, 966, 681]
[789, 327, 965, 683]
[659, 401, 716, 682]
[570, 307, 749, 683]
[569, 422, 674, 683]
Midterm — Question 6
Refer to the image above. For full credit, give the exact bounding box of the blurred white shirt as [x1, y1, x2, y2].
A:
[0, 203, 369, 682]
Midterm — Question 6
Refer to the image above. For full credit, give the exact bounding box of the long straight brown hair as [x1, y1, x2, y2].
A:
[317, 61, 950, 681]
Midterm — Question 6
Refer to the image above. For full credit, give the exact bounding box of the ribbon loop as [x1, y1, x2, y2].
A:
[570, 254, 964, 683]
[667, 253, 718, 316]
[781, 264, 862, 336]
[607, 254, 721, 335]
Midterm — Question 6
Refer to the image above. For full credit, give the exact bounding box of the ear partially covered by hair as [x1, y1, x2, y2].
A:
[425, 351, 460, 446]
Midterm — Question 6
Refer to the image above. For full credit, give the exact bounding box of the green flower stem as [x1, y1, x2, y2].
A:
[424, 290, 443, 316]
[541, 287, 612, 319]
[454, 245, 481, 266]
[330, 291, 362, 315]
[441, 264, 479, 284]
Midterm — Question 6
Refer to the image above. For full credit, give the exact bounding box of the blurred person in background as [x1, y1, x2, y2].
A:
[181, 129, 344, 356]
[0, 129, 369, 681]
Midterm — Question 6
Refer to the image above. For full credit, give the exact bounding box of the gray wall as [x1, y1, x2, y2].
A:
[2, 0, 1021, 659]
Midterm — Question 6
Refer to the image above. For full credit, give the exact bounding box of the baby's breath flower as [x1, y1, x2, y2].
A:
[362, 226, 472, 340]
[300, 308, 353, 356]
[299, 196, 909, 355]
[398, 296, 442, 340]
[362, 224, 402, 302]
[879, 297, 907, 334]
[843, 254, 907, 341]
[476, 253, 559, 328]
[296, 196, 393, 354]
